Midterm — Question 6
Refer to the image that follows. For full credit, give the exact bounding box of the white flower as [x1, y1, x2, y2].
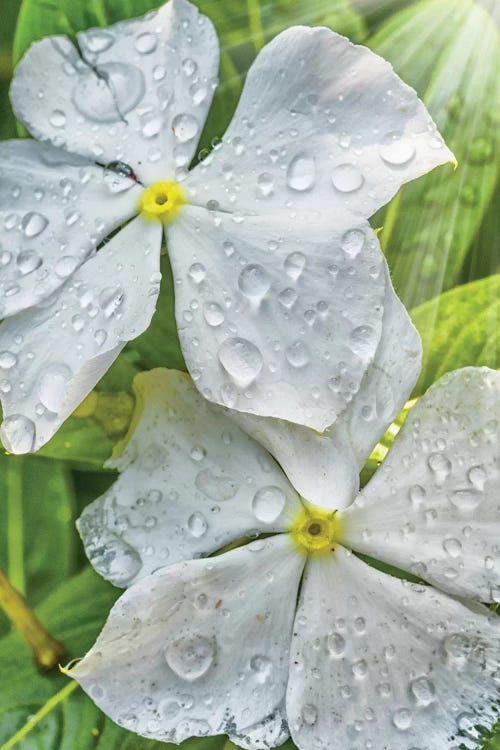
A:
[0, 0, 453, 454]
[73, 358, 500, 749]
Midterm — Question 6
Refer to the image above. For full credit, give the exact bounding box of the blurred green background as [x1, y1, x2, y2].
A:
[0, 0, 499, 748]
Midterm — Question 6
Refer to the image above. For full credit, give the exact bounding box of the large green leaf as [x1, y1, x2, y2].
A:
[411, 273, 500, 396]
[369, 0, 500, 308]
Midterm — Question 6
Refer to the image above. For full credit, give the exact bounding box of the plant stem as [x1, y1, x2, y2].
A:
[0, 566, 65, 670]
[247, 0, 265, 52]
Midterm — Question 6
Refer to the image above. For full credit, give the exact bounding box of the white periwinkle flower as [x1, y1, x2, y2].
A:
[0, 0, 453, 453]
[73, 358, 500, 749]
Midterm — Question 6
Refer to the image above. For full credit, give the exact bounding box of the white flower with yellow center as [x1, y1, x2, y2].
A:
[0, 0, 453, 454]
[73, 358, 500, 750]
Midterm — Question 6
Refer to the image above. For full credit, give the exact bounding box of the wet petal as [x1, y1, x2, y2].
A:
[227, 260, 421, 507]
[77, 368, 300, 587]
[287, 546, 500, 750]
[341, 367, 500, 602]
[11, 0, 218, 184]
[167, 208, 386, 431]
[0, 139, 141, 317]
[184, 26, 454, 220]
[0, 217, 161, 453]
[73, 535, 304, 744]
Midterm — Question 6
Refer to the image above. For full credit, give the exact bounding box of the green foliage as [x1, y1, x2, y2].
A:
[370, 0, 500, 308]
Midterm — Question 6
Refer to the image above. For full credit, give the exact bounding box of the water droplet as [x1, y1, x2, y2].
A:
[350, 325, 376, 359]
[284, 252, 306, 280]
[103, 161, 136, 193]
[94, 329, 107, 347]
[0, 351, 17, 369]
[443, 633, 472, 664]
[427, 453, 451, 482]
[238, 264, 271, 299]
[443, 538, 462, 558]
[195, 468, 238, 501]
[22, 212, 48, 238]
[84, 30, 115, 53]
[331, 163, 364, 193]
[409, 485, 426, 506]
[468, 465, 487, 491]
[218, 338, 263, 388]
[72, 63, 145, 123]
[49, 109, 67, 128]
[172, 114, 199, 143]
[257, 173, 274, 197]
[327, 633, 345, 657]
[341, 229, 365, 259]
[252, 486, 286, 523]
[410, 676, 435, 706]
[90, 537, 142, 586]
[203, 301, 224, 327]
[287, 154, 316, 191]
[99, 286, 124, 317]
[142, 116, 162, 139]
[187, 511, 208, 538]
[38, 364, 72, 412]
[352, 659, 367, 678]
[182, 58, 198, 77]
[285, 341, 309, 368]
[17, 250, 42, 275]
[249, 655, 272, 683]
[379, 132, 416, 166]
[392, 708, 412, 730]
[188, 262, 206, 284]
[301, 704, 317, 726]
[165, 635, 215, 681]
[135, 32, 157, 54]
[0, 415, 36, 454]
[449, 489, 483, 512]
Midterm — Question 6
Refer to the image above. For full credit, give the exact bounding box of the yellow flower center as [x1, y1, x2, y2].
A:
[290, 503, 342, 556]
[138, 180, 186, 223]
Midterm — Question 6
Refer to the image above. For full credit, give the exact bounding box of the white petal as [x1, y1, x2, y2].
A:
[73, 535, 304, 744]
[341, 367, 500, 602]
[226, 260, 420, 507]
[287, 546, 500, 750]
[0, 140, 141, 317]
[167, 207, 386, 431]
[0, 217, 161, 453]
[11, 0, 218, 184]
[77, 368, 300, 587]
[184, 26, 454, 220]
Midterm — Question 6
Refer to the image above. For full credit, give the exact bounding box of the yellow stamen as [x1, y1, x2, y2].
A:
[138, 180, 186, 223]
[290, 503, 342, 556]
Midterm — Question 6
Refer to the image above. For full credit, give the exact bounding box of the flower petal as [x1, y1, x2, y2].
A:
[11, 0, 218, 184]
[73, 535, 304, 744]
[78, 368, 301, 587]
[184, 25, 454, 219]
[0, 216, 161, 454]
[287, 546, 500, 750]
[341, 367, 500, 602]
[0, 139, 141, 317]
[227, 260, 421, 507]
[167, 207, 386, 431]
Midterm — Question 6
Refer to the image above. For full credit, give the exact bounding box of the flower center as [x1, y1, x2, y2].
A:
[138, 180, 186, 223]
[290, 504, 341, 556]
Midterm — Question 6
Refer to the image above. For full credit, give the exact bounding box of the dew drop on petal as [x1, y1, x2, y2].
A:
[165, 635, 216, 681]
[284, 252, 306, 281]
[203, 301, 224, 327]
[252, 486, 286, 523]
[38, 364, 72, 413]
[0, 351, 17, 369]
[17, 250, 42, 275]
[410, 676, 435, 706]
[135, 32, 157, 54]
[238, 264, 271, 299]
[392, 708, 412, 731]
[49, 109, 67, 128]
[287, 154, 316, 191]
[188, 263, 206, 284]
[331, 163, 364, 193]
[341, 229, 365, 259]
[84, 30, 115, 53]
[327, 633, 345, 658]
[89, 537, 142, 586]
[187, 511, 208, 538]
[350, 325, 377, 359]
[379, 132, 416, 166]
[0, 414, 36, 454]
[172, 114, 199, 143]
[22, 212, 48, 238]
[285, 341, 309, 368]
[218, 338, 263, 388]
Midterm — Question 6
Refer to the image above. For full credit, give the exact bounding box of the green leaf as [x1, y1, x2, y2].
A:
[0, 568, 229, 750]
[411, 273, 500, 396]
[0, 454, 76, 636]
[369, 0, 500, 307]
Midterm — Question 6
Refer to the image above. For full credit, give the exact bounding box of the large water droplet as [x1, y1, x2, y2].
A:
[188, 262, 206, 284]
[410, 676, 435, 706]
[49, 109, 67, 128]
[350, 325, 376, 359]
[427, 452, 451, 482]
[331, 163, 364, 193]
[135, 32, 157, 54]
[285, 341, 309, 368]
[90, 537, 142, 586]
[22, 212, 48, 238]
[327, 632, 345, 658]
[218, 338, 263, 388]
[165, 635, 215, 681]
[84, 30, 115, 53]
[287, 154, 316, 191]
[187, 511, 208, 538]
[443, 538, 462, 558]
[238, 264, 271, 299]
[17, 250, 42, 275]
[38, 364, 72, 413]
[99, 286, 125, 317]
[0, 414, 36, 454]
[449, 489, 483, 512]
[249, 654, 272, 683]
[172, 114, 199, 143]
[341, 229, 365, 259]
[257, 173, 274, 197]
[284, 252, 306, 280]
[103, 161, 136, 193]
[195, 468, 239, 501]
[392, 708, 412, 731]
[0, 351, 17, 369]
[203, 301, 224, 327]
[252, 486, 286, 523]
[379, 132, 416, 166]
[73, 63, 145, 123]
